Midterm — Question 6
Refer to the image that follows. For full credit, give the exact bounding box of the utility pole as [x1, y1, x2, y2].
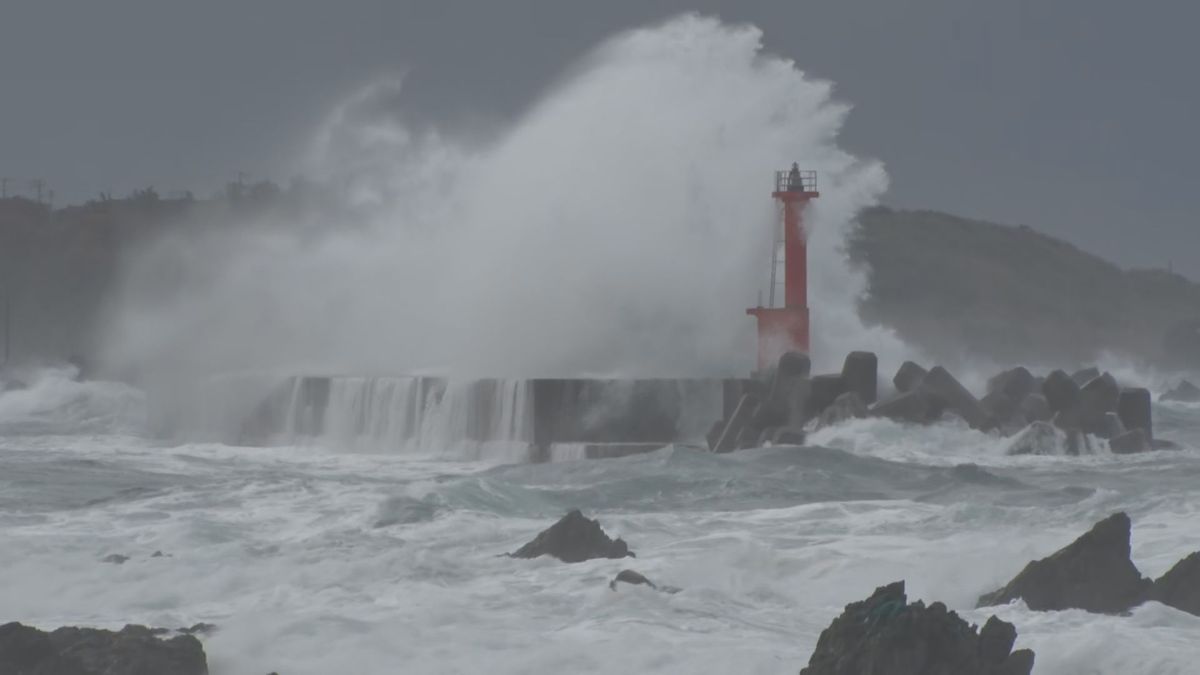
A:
[30, 179, 45, 204]
[1, 177, 10, 199]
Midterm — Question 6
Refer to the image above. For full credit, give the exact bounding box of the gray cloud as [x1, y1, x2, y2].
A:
[2, 0, 1196, 276]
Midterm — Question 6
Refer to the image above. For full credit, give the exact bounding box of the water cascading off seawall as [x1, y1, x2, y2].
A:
[282, 376, 533, 459]
[186, 374, 734, 460]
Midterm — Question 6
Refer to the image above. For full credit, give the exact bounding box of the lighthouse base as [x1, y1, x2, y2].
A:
[746, 306, 810, 372]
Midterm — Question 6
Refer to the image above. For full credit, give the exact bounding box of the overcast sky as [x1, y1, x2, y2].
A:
[2, 0, 1197, 277]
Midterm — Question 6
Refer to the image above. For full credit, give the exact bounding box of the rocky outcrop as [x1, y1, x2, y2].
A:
[608, 569, 681, 594]
[509, 510, 633, 563]
[0, 622, 208, 675]
[1161, 379, 1200, 403]
[977, 512, 1152, 613]
[1109, 428, 1151, 454]
[800, 581, 1034, 675]
[1147, 552, 1200, 616]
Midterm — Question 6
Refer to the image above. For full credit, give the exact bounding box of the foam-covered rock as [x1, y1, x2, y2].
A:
[768, 426, 806, 446]
[509, 510, 633, 563]
[1005, 422, 1060, 456]
[870, 390, 937, 424]
[608, 569, 681, 594]
[977, 512, 1152, 613]
[806, 374, 847, 419]
[800, 581, 1034, 675]
[817, 392, 867, 429]
[0, 622, 208, 675]
[1017, 393, 1052, 423]
[609, 569, 656, 591]
[1109, 428, 1151, 454]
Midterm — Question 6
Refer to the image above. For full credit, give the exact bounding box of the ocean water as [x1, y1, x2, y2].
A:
[3, 369, 1199, 674]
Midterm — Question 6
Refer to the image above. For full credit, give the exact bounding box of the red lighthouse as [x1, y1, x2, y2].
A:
[746, 165, 818, 371]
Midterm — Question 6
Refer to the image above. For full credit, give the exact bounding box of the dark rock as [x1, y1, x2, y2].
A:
[980, 390, 1018, 426]
[1099, 412, 1125, 440]
[1005, 422, 1060, 456]
[922, 366, 992, 431]
[509, 510, 634, 563]
[841, 351, 878, 405]
[776, 351, 812, 380]
[800, 581, 1033, 675]
[1117, 388, 1153, 441]
[608, 569, 681, 594]
[870, 390, 937, 425]
[769, 426, 806, 446]
[977, 616, 1017, 664]
[998, 650, 1036, 675]
[1074, 373, 1120, 435]
[987, 367, 1036, 401]
[1071, 366, 1100, 386]
[1061, 427, 1094, 456]
[817, 392, 867, 429]
[609, 569, 657, 591]
[0, 622, 208, 675]
[1017, 393, 1052, 423]
[893, 361, 928, 393]
[1041, 370, 1080, 414]
[977, 512, 1152, 613]
[102, 554, 129, 565]
[1161, 379, 1200, 403]
[713, 393, 758, 453]
[1147, 551, 1200, 616]
[1109, 428, 1151, 454]
[806, 374, 847, 418]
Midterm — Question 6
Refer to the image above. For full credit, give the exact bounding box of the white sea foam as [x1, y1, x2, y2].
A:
[99, 13, 907, 385]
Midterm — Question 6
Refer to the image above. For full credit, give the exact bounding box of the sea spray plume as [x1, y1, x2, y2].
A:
[100, 14, 907, 383]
